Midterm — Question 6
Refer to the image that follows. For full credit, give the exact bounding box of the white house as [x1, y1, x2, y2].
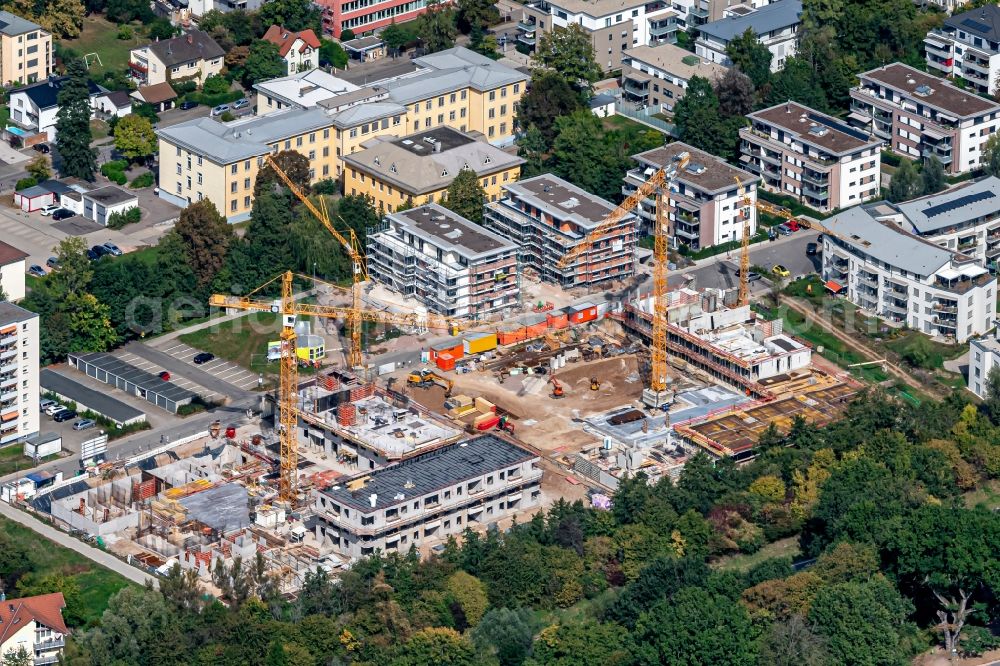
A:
[92, 90, 132, 121]
[8, 76, 105, 141]
[695, 0, 802, 72]
[0, 241, 27, 301]
[970, 335, 1000, 398]
[262, 25, 321, 75]
[82, 186, 139, 226]
[0, 592, 69, 665]
[926, 5, 1000, 96]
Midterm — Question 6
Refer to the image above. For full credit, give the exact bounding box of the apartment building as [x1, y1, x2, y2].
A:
[368, 204, 520, 318]
[822, 203, 995, 342]
[313, 435, 542, 558]
[623, 142, 758, 248]
[740, 102, 882, 213]
[317, 0, 453, 38]
[128, 30, 224, 87]
[695, 0, 801, 71]
[0, 592, 68, 666]
[9, 76, 106, 141]
[925, 5, 1000, 96]
[342, 126, 524, 212]
[0, 241, 27, 301]
[484, 174, 638, 287]
[621, 43, 727, 113]
[848, 63, 1000, 176]
[0, 11, 50, 86]
[0, 302, 39, 445]
[969, 334, 1000, 398]
[261, 25, 320, 75]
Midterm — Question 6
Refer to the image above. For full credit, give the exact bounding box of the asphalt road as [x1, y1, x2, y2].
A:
[122, 341, 257, 402]
[687, 230, 821, 292]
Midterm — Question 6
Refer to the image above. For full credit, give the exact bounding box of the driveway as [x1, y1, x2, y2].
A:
[0, 141, 29, 166]
[122, 341, 258, 401]
[683, 231, 820, 291]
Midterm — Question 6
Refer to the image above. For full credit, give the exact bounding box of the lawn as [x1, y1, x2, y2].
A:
[179, 312, 283, 376]
[59, 15, 141, 77]
[0, 515, 133, 625]
[964, 480, 1000, 510]
[601, 114, 664, 134]
[0, 443, 58, 476]
[713, 536, 802, 572]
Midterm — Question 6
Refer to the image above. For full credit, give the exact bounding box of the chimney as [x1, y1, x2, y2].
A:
[369, 493, 377, 508]
[187, 34, 193, 45]
[433, 141, 441, 153]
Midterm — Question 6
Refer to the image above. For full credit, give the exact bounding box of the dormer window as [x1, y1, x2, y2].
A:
[441, 169, 449, 177]
[374, 156, 381, 166]
[390, 163, 397, 173]
[484, 156, 492, 164]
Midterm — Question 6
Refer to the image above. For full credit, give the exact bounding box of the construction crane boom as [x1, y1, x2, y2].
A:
[735, 177, 753, 307]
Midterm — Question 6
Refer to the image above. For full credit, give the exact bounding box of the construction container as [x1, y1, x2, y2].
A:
[436, 353, 457, 371]
[337, 403, 357, 426]
[429, 341, 464, 362]
[567, 302, 598, 324]
[498, 323, 527, 346]
[546, 310, 569, 329]
[463, 332, 498, 355]
[474, 413, 500, 430]
[523, 313, 549, 339]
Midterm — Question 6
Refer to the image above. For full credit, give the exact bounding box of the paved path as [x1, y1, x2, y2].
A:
[0, 501, 158, 589]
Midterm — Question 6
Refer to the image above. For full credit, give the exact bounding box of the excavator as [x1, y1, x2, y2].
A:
[407, 369, 454, 397]
[590, 378, 601, 391]
[550, 376, 565, 399]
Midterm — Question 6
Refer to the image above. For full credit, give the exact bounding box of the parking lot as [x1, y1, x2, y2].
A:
[153, 342, 261, 392]
[113, 350, 224, 403]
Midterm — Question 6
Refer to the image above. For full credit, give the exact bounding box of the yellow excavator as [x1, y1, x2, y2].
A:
[407, 368, 454, 397]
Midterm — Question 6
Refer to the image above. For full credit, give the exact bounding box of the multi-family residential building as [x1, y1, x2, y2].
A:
[822, 202, 995, 342]
[621, 43, 727, 113]
[695, 0, 801, 71]
[261, 25, 321, 75]
[925, 5, 1000, 96]
[485, 174, 638, 287]
[253, 69, 363, 112]
[9, 76, 106, 141]
[128, 30, 224, 87]
[0, 241, 26, 302]
[0, 302, 39, 445]
[367, 204, 520, 318]
[623, 142, 758, 248]
[313, 435, 542, 558]
[740, 102, 882, 213]
[969, 334, 1000, 398]
[317, 0, 450, 38]
[848, 63, 1000, 176]
[0, 11, 50, 86]
[186, 0, 265, 18]
[0, 592, 68, 666]
[342, 126, 524, 212]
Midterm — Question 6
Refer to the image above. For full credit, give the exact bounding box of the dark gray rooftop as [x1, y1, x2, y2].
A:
[146, 30, 225, 67]
[40, 369, 145, 423]
[321, 435, 535, 512]
[698, 0, 802, 42]
[0, 10, 43, 36]
[504, 174, 626, 229]
[394, 126, 474, 155]
[70, 352, 197, 403]
[0, 301, 36, 326]
[386, 204, 517, 259]
[894, 177, 1000, 234]
[944, 5, 1000, 43]
[84, 186, 137, 206]
[179, 483, 249, 532]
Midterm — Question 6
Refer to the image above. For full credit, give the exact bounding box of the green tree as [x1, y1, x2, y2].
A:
[393, 628, 477, 666]
[1, 646, 31, 666]
[26, 156, 50, 181]
[516, 70, 583, 145]
[766, 57, 828, 111]
[471, 607, 534, 666]
[174, 200, 235, 288]
[714, 67, 754, 118]
[113, 114, 158, 162]
[536, 24, 601, 89]
[443, 168, 487, 224]
[340, 28, 356, 41]
[417, 0, 458, 53]
[220, 191, 295, 292]
[726, 28, 772, 87]
[55, 59, 97, 181]
[456, 0, 497, 34]
[50, 237, 93, 296]
[887, 159, 922, 203]
[147, 17, 176, 40]
[319, 39, 348, 69]
[921, 156, 946, 195]
[518, 124, 549, 177]
[243, 41, 286, 87]
[80, 586, 179, 665]
[257, 0, 321, 32]
[526, 619, 630, 666]
[0, 530, 30, 594]
[984, 365, 1000, 424]
[254, 149, 311, 198]
[983, 134, 1000, 178]
[444, 571, 489, 629]
[382, 21, 417, 53]
[15, 573, 86, 627]
[673, 76, 741, 160]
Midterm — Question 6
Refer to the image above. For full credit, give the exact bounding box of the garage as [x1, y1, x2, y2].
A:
[67, 352, 196, 414]
[41, 368, 147, 427]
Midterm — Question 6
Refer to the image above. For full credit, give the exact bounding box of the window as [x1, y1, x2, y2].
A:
[489, 108, 495, 119]
[449, 110, 456, 120]
[231, 200, 238, 212]
[244, 196, 251, 207]
[460, 108, 466, 118]
[231, 164, 238, 174]
[296, 137, 303, 147]
[244, 160, 250, 171]
[425, 100, 432, 110]
[309, 150, 316, 160]
[187, 156, 191, 170]
[461, 90, 467, 100]
[489, 90, 496, 101]
[514, 83, 520, 94]
[197, 156, 202, 166]
[450, 93, 457, 103]
[438, 95, 445, 107]
[231, 182, 238, 193]
[176, 164, 182, 175]
[197, 173, 202, 185]
[309, 132, 316, 143]
[438, 113, 444, 123]
[186, 176, 191, 189]
[284, 140, 291, 150]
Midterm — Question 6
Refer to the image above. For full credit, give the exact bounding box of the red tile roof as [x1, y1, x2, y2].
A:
[0, 593, 68, 645]
[0, 240, 28, 266]
[262, 25, 321, 57]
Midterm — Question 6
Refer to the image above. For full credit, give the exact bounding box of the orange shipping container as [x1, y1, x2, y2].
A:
[546, 311, 569, 329]
[436, 353, 456, 371]
[497, 325, 527, 346]
[568, 303, 598, 324]
[429, 342, 464, 361]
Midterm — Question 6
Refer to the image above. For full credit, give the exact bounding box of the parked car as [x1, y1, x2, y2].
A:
[32, 143, 50, 154]
[26, 265, 45, 278]
[158, 371, 171, 381]
[102, 242, 122, 256]
[772, 264, 791, 278]
[776, 224, 793, 236]
[806, 242, 818, 256]
[211, 104, 230, 116]
[52, 208, 74, 220]
[72, 418, 96, 431]
[46, 256, 60, 269]
[193, 352, 215, 364]
[179, 100, 198, 110]
[91, 245, 111, 258]
[232, 98, 250, 110]
[39, 203, 60, 216]
[86, 248, 99, 261]
[53, 409, 77, 423]
[786, 219, 801, 232]
[44, 403, 66, 416]
[39, 399, 55, 411]
[737, 269, 762, 283]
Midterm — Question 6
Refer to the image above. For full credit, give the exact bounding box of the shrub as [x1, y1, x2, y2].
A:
[202, 74, 230, 96]
[312, 178, 339, 195]
[14, 177, 36, 190]
[107, 206, 141, 229]
[101, 160, 128, 185]
[173, 80, 198, 95]
[220, 111, 234, 122]
[129, 171, 154, 189]
[117, 25, 133, 40]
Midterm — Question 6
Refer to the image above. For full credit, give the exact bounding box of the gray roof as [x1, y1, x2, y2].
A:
[146, 30, 224, 67]
[503, 174, 633, 230]
[16, 185, 51, 198]
[385, 204, 517, 259]
[0, 11, 42, 36]
[698, 0, 802, 42]
[178, 483, 249, 532]
[387, 47, 528, 104]
[971, 335, 1000, 355]
[822, 205, 954, 275]
[342, 36, 384, 51]
[945, 5, 1000, 42]
[894, 177, 1000, 234]
[84, 186, 137, 206]
[331, 101, 404, 128]
[69, 352, 197, 403]
[39, 369, 145, 424]
[321, 435, 535, 512]
[0, 301, 36, 326]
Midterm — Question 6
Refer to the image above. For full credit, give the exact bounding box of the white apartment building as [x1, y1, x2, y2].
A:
[313, 435, 542, 558]
[623, 142, 759, 248]
[925, 5, 1000, 96]
[822, 203, 996, 342]
[0, 241, 27, 302]
[969, 335, 1000, 398]
[0, 592, 69, 666]
[695, 0, 801, 72]
[848, 63, 1000, 176]
[740, 102, 882, 213]
[0, 302, 38, 445]
[621, 43, 727, 113]
[367, 205, 520, 319]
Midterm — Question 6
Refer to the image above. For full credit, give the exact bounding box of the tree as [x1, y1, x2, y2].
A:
[254, 150, 311, 198]
[983, 134, 1000, 178]
[9, 0, 85, 38]
[759, 615, 830, 666]
[383, 21, 417, 53]
[55, 59, 97, 181]
[26, 156, 50, 181]
[147, 17, 176, 40]
[444, 571, 489, 629]
[80, 586, 178, 665]
[766, 57, 828, 111]
[525, 619, 631, 666]
[393, 628, 477, 666]
[416, 0, 458, 53]
[15, 573, 85, 627]
[516, 70, 584, 145]
[456, 0, 497, 34]
[443, 168, 487, 225]
[471, 607, 534, 666]
[922, 156, 946, 195]
[1, 646, 31, 666]
[243, 41, 286, 87]
[220, 191, 295, 293]
[174, 200, 235, 288]
[340, 28, 356, 41]
[319, 39, 348, 69]
[114, 114, 158, 162]
[726, 28, 772, 88]
[673, 76, 741, 160]
[0, 530, 30, 594]
[887, 158, 922, 203]
[984, 365, 1000, 424]
[49, 237, 93, 296]
[257, 0, 321, 32]
[536, 24, 601, 89]
[518, 124, 549, 177]
[714, 68, 754, 118]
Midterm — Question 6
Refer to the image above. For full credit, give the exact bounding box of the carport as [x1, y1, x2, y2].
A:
[67, 352, 197, 413]
[40, 368, 147, 427]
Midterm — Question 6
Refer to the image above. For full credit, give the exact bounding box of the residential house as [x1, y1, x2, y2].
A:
[342, 126, 524, 212]
[129, 30, 225, 87]
[0, 592, 68, 666]
[624, 142, 759, 247]
[261, 25, 321, 75]
[130, 82, 178, 112]
[0, 302, 40, 444]
[969, 334, 1000, 398]
[187, 0, 265, 17]
[848, 63, 1000, 175]
[621, 43, 727, 112]
[0, 11, 51, 86]
[8, 76, 105, 141]
[0, 241, 27, 301]
[92, 90, 132, 121]
[740, 101, 882, 212]
[926, 4, 1000, 94]
[695, 0, 802, 72]
[368, 204, 520, 318]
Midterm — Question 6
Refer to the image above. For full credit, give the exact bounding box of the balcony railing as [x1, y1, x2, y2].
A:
[34, 655, 60, 666]
[34, 638, 64, 651]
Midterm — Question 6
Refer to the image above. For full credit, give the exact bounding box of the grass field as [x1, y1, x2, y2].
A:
[179, 312, 283, 376]
[714, 536, 801, 572]
[964, 480, 1000, 510]
[60, 15, 141, 76]
[0, 515, 133, 625]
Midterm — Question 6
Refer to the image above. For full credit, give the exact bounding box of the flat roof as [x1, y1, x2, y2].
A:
[0, 301, 36, 326]
[748, 102, 881, 155]
[321, 435, 535, 512]
[178, 483, 249, 532]
[85, 186, 137, 206]
[633, 142, 758, 194]
[624, 44, 727, 81]
[322, 394, 462, 457]
[540, 0, 652, 17]
[698, 0, 802, 42]
[386, 204, 517, 259]
[69, 352, 197, 403]
[253, 68, 360, 107]
[858, 63, 1000, 118]
[40, 369, 145, 423]
[342, 36, 384, 51]
[894, 176, 1000, 234]
[0, 11, 42, 36]
[503, 174, 627, 229]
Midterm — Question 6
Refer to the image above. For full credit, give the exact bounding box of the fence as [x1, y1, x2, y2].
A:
[614, 103, 677, 136]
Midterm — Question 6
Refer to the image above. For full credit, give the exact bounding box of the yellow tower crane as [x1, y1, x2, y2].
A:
[735, 176, 754, 307]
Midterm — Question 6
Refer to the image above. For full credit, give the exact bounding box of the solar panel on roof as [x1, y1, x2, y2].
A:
[924, 190, 996, 217]
[962, 17, 990, 32]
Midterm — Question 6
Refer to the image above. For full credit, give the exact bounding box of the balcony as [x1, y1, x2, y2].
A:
[0, 349, 16, 361]
[34, 638, 64, 651]
[933, 317, 957, 328]
[516, 20, 536, 32]
[687, 3, 709, 17]
[34, 655, 60, 666]
[933, 302, 958, 314]
[801, 170, 830, 186]
[883, 298, 907, 314]
[802, 184, 829, 200]
[649, 22, 677, 38]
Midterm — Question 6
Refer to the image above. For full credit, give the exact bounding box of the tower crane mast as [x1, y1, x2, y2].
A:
[735, 177, 754, 307]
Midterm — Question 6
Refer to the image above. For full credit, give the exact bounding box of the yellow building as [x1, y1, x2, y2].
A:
[0, 11, 51, 86]
[342, 126, 524, 212]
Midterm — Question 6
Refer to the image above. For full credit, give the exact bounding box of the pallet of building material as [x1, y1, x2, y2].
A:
[474, 397, 496, 413]
[450, 405, 477, 418]
[449, 394, 473, 407]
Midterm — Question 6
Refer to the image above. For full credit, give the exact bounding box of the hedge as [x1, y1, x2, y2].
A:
[107, 207, 141, 229]
[130, 172, 154, 189]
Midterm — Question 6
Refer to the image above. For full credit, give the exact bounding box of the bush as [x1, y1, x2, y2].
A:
[312, 178, 339, 195]
[220, 111, 234, 122]
[117, 25, 133, 40]
[129, 171, 154, 189]
[14, 177, 36, 191]
[107, 206, 141, 229]
[340, 28, 355, 41]
[101, 159, 128, 185]
[202, 74, 230, 96]
[173, 80, 198, 96]
[960, 626, 1000, 658]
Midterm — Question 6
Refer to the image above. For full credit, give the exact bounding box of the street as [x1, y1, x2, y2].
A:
[687, 230, 820, 291]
